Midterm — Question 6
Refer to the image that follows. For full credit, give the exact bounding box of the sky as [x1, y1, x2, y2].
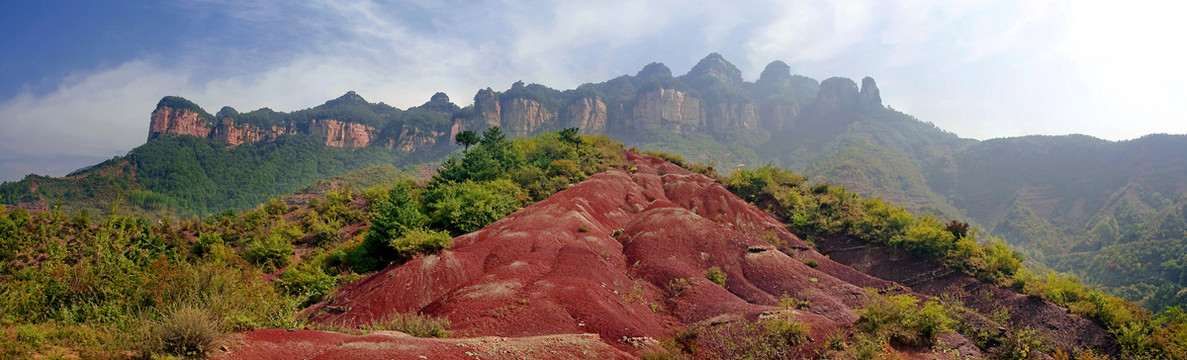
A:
[1, 0, 1185, 182]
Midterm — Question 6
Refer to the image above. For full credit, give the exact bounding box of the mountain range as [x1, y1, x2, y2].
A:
[3, 53, 1186, 312]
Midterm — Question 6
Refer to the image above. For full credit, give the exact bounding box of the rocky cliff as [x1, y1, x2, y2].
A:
[500, 97, 555, 136]
[148, 53, 888, 153]
[148, 106, 211, 140]
[563, 96, 607, 133]
[630, 88, 701, 132]
[308, 119, 375, 148]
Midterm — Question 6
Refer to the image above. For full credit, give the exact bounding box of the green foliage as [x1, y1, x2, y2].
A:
[705, 266, 728, 287]
[455, 130, 479, 149]
[244, 233, 295, 271]
[387, 228, 453, 259]
[726, 166, 1024, 282]
[425, 179, 526, 236]
[687, 313, 812, 359]
[855, 291, 955, 347]
[277, 260, 336, 307]
[0, 133, 420, 218]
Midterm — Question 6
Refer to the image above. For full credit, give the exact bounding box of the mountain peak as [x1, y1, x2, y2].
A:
[216, 106, 238, 119]
[430, 92, 450, 104]
[860, 77, 882, 108]
[684, 52, 743, 88]
[635, 62, 673, 81]
[756, 60, 793, 89]
[328, 91, 368, 106]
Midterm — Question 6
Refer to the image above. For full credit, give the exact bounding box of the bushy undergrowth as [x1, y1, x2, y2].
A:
[668, 313, 811, 359]
[854, 291, 954, 348]
[719, 162, 1187, 357]
[0, 129, 626, 357]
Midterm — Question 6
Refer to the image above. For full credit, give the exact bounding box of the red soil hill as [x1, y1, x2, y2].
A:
[218, 152, 963, 359]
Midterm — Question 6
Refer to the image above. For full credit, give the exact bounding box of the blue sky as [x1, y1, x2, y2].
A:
[2, 1, 1185, 182]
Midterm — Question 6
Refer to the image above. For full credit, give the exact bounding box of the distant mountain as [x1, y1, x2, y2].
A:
[3, 53, 1186, 310]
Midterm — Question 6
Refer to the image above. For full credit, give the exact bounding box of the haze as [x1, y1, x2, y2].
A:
[1, 0, 1184, 182]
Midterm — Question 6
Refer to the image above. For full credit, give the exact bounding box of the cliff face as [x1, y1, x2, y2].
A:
[704, 100, 758, 132]
[309, 119, 375, 148]
[631, 88, 701, 132]
[500, 97, 555, 137]
[148, 107, 211, 140]
[759, 102, 800, 131]
[389, 125, 445, 151]
[450, 89, 503, 138]
[212, 119, 290, 146]
[563, 97, 607, 134]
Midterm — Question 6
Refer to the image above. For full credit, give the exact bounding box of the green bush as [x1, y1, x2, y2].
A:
[244, 234, 294, 271]
[424, 179, 525, 236]
[277, 262, 336, 307]
[388, 228, 453, 259]
[855, 291, 955, 347]
[705, 267, 728, 287]
[765, 314, 811, 347]
[191, 233, 224, 257]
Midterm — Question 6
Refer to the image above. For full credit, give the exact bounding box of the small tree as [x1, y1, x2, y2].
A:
[455, 130, 479, 150]
[559, 127, 582, 145]
[481, 126, 506, 145]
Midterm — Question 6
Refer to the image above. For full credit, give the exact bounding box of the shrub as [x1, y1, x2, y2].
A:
[244, 234, 294, 271]
[264, 197, 289, 216]
[705, 267, 727, 287]
[151, 304, 222, 357]
[765, 315, 811, 347]
[424, 179, 526, 236]
[191, 233, 224, 257]
[368, 312, 451, 338]
[855, 291, 955, 347]
[388, 228, 452, 259]
[277, 262, 336, 307]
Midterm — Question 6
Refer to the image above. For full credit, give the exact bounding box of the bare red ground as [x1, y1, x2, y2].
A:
[221, 152, 969, 359]
[212, 330, 632, 360]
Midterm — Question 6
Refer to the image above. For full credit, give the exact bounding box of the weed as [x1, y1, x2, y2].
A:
[368, 312, 451, 338]
[150, 304, 222, 358]
[705, 267, 727, 287]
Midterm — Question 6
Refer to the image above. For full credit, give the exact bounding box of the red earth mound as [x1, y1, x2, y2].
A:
[218, 152, 970, 359]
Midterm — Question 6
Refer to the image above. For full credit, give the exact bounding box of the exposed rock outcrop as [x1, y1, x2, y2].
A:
[704, 99, 759, 132]
[451, 88, 503, 138]
[308, 119, 375, 148]
[213, 119, 271, 146]
[631, 88, 701, 132]
[148, 107, 211, 140]
[147, 54, 890, 153]
[860, 76, 882, 109]
[563, 96, 607, 134]
[500, 97, 555, 137]
[388, 125, 444, 151]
